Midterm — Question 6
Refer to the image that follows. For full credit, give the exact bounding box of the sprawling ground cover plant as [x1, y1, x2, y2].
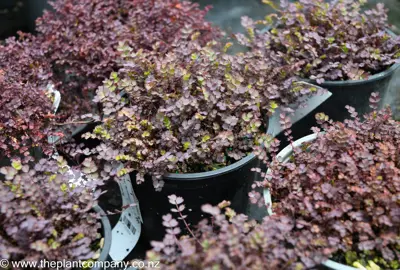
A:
[0, 156, 104, 266]
[35, 0, 221, 116]
[238, 0, 400, 83]
[0, 34, 57, 159]
[145, 197, 334, 270]
[77, 30, 318, 190]
[253, 94, 400, 268]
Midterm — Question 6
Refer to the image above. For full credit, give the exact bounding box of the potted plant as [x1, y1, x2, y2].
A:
[73, 30, 320, 243]
[145, 197, 334, 269]
[257, 93, 400, 269]
[0, 35, 59, 162]
[0, 156, 112, 269]
[33, 0, 222, 121]
[238, 0, 400, 123]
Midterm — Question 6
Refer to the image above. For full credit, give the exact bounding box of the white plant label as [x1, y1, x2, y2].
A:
[46, 83, 61, 113]
[109, 173, 143, 261]
[62, 161, 142, 261]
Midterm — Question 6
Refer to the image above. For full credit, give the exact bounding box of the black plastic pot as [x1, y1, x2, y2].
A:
[304, 61, 400, 122]
[131, 153, 261, 245]
[287, 62, 400, 142]
[90, 205, 112, 270]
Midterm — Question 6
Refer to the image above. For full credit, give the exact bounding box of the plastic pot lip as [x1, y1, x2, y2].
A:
[69, 123, 258, 181]
[270, 133, 319, 165]
[262, 136, 357, 270]
[302, 29, 399, 87]
[163, 153, 256, 181]
[92, 205, 112, 268]
[302, 61, 400, 87]
[263, 133, 320, 213]
[322, 259, 357, 270]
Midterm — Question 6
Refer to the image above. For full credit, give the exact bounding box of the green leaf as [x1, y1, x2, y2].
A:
[168, 156, 177, 162]
[242, 112, 253, 122]
[110, 72, 118, 79]
[12, 160, 22, 171]
[191, 53, 198, 60]
[60, 183, 68, 193]
[142, 131, 150, 138]
[247, 28, 255, 40]
[295, 263, 304, 270]
[269, 101, 279, 113]
[201, 135, 211, 143]
[326, 37, 335, 44]
[183, 142, 191, 151]
[223, 42, 233, 53]
[264, 14, 275, 25]
[195, 113, 205, 120]
[304, 63, 312, 73]
[201, 240, 210, 250]
[262, 0, 279, 10]
[366, 261, 380, 270]
[183, 73, 191, 81]
[191, 32, 200, 41]
[212, 265, 221, 270]
[341, 44, 349, 53]
[270, 28, 278, 35]
[49, 174, 57, 182]
[163, 116, 171, 130]
[353, 261, 367, 269]
[116, 155, 133, 161]
[294, 32, 303, 41]
[10, 184, 19, 193]
[117, 168, 128, 177]
[72, 233, 85, 242]
[250, 120, 262, 132]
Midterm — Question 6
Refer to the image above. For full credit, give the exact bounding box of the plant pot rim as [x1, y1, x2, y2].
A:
[92, 205, 112, 269]
[262, 135, 364, 270]
[68, 122, 257, 181]
[263, 133, 318, 214]
[303, 60, 400, 87]
[164, 153, 256, 180]
[322, 259, 358, 270]
[302, 29, 399, 87]
[266, 133, 319, 166]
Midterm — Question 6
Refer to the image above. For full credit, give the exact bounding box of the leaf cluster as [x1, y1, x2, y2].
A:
[0, 35, 56, 159]
[80, 33, 315, 189]
[146, 198, 334, 270]
[34, 0, 222, 116]
[0, 156, 104, 267]
[257, 94, 400, 268]
[238, 0, 400, 83]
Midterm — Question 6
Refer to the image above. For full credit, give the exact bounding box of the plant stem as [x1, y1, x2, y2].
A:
[175, 202, 201, 246]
